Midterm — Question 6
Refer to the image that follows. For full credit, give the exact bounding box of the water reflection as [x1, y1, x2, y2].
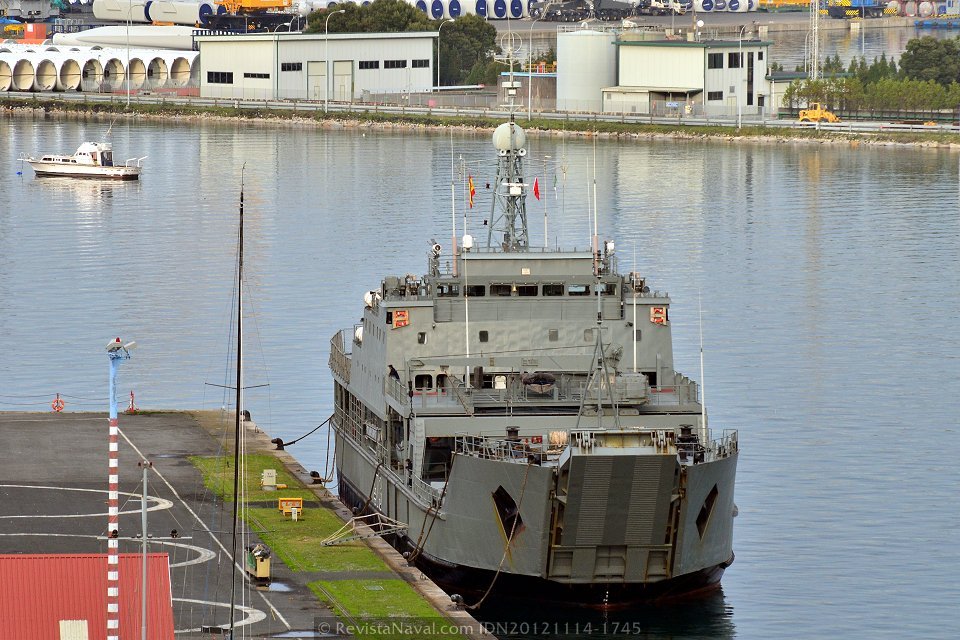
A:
[475, 589, 735, 639]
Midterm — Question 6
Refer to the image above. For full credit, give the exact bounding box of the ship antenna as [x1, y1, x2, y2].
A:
[699, 290, 707, 440]
[449, 129, 457, 277]
[486, 32, 529, 252]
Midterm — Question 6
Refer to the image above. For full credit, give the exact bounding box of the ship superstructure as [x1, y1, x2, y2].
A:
[328, 120, 738, 606]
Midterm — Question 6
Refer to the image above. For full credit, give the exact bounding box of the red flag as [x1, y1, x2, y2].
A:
[469, 176, 476, 209]
[533, 177, 540, 200]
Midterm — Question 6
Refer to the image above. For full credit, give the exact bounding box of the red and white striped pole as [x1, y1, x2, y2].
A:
[106, 337, 133, 640]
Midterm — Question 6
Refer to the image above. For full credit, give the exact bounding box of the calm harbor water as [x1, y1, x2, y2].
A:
[1, 114, 959, 638]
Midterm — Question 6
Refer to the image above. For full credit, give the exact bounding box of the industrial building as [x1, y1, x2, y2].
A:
[556, 27, 772, 117]
[194, 31, 438, 102]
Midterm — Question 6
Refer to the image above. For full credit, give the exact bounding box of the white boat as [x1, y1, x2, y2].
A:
[21, 142, 145, 180]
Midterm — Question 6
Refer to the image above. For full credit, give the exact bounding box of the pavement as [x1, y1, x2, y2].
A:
[0, 411, 486, 639]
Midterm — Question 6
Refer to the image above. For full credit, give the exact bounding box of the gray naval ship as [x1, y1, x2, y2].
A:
[329, 120, 739, 608]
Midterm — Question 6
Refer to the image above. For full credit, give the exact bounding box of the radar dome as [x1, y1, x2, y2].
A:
[492, 122, 526, 152]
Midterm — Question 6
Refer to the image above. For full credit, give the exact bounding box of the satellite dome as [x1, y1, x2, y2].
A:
[492, 122, 526, 152]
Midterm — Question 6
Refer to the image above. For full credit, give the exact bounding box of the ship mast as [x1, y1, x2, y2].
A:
[486, 121, 531, 253]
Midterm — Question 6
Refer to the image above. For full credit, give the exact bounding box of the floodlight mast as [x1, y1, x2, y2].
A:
[105, 336, 133, 640]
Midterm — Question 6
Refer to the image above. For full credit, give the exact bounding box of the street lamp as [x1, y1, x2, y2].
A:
[437, 18, 455, 89]
[737, 24, 746, 130]
[527, 17, 540, 121]
[325, 9, 346, 113]
[126, 0, 143, 108]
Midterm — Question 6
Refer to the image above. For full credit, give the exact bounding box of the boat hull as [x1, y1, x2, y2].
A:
[337, 470, 732, 609]
[28, 163, 141, 180]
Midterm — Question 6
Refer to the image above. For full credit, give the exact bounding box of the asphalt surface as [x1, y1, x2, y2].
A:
[0, 411, 331, 639]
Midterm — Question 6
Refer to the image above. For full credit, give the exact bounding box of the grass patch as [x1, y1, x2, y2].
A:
[189, 453, 313, 503]
[246, 507, 385, 573]
[310, 579, 465, 640]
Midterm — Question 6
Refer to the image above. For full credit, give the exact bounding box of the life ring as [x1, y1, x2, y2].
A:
[51, 397, 64, 412]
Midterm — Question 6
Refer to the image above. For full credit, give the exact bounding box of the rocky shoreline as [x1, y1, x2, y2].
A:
[5, 96, 960, 150]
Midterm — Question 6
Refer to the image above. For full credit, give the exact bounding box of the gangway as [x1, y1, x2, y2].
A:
[320, 513, 408, 546]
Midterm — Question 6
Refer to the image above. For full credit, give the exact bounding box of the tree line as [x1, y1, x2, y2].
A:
[783, 36, 960, 113]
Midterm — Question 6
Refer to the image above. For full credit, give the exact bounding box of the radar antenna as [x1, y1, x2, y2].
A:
[485, 32, 530, 252]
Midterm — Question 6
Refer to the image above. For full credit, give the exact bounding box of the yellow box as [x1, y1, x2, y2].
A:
[278, 497, 303, 513]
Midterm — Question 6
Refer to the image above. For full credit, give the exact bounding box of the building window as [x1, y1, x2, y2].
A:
[243, 72, 270, 79]
[707, 91, 723, 101]
[707, 52, 723, 69]
[359, 60, 380, 70]
[384, 59, 407, 69]
[758, 51, 764, 61]
[412, 59, 430, 68]
[207, 71, 234, 84]
[281, 62, 302, 72]
[728, 52, 742, 69]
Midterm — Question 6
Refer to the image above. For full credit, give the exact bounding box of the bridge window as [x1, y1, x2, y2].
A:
[548, 329, 558, 342]
[466, 284, 486, 297]
[490, 284, 512, 296]
[479, 330, 489, 343]
[414, 374, 433, 390]
[543, 283, 563, 296]
[516, 284, 538, 297]
[436, 283, 459, 297]
[417, 332, 426, 344]
[598, 282, 617, 296]
[568, 284, 590, 296]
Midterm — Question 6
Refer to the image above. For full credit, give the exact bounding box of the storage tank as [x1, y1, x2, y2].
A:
[146, 56, 169, 88]
[904, 0, 918, 13]
[92, 0, 149, 22]
[430, 0, 445, 18]
[6, 56, 35, 91]
[124, 56, 147, 91]
[919, 1, 934, 14]
[448, 0, 475, 15]
[696, 0, 715, 11]
[45, 52, 83, 91]
[557, 29, 616, 112]
[100, 55, 125, 91]
[80, 57, 104, 91]
[20, 54, 57, 91]
[166, 54, 193, 87]
[509, 0, 523, 16]
[0, 59, 11, 91]
[476, 0, 487, 16]
[414, 0, 427, 12]
[491, 0, 507, 17]
[714, 0, 726, 9]
[727, 0, 749, 11]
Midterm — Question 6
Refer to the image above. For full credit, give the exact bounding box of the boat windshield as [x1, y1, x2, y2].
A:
[101, 151, 113, 167]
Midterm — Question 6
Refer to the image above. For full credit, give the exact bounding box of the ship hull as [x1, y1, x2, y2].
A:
[337, 470, 732, 609]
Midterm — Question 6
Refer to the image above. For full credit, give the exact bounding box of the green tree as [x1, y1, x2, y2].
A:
[899, 36, 960, 86]
[438, 15, 499, 86]
[305, 0, 433, 34]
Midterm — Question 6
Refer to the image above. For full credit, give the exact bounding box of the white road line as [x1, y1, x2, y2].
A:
[171, 597, 266, 633]
[0, 533, 217, 568]
[118, 429, 291, 630]
[0, 484, 172, 518]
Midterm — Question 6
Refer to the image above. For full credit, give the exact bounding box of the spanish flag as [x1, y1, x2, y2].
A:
[468, 175, 476, 208]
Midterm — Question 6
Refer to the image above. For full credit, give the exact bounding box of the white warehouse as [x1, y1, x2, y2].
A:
[195, 31, 438, 102]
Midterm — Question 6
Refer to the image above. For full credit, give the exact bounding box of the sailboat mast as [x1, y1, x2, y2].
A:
[229, 185, 244, 637]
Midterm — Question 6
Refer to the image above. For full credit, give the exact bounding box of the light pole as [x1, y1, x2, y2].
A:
[527, 17, 540, 121]
[737, 24, 746, 130]
[324, 9, 345, 113]
[437, 18, 455, 89]
[126, 0, 142, 108]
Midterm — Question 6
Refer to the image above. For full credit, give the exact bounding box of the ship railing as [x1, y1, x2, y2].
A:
[454, 433, 563, 465]
[410, 474, 444, 507]
[384, 375, 409, 410]
[705, 429, 739, 461]
[329, 330, 352, 384]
